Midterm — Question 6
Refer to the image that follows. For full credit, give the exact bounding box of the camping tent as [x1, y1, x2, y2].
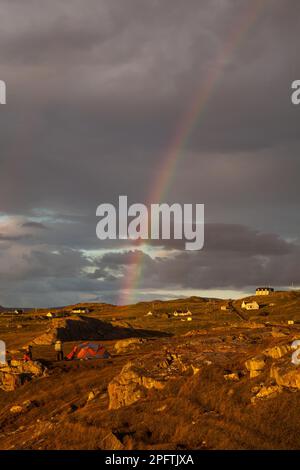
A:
[66, 342, 110, 360]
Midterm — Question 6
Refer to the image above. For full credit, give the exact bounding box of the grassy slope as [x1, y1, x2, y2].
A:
[1, 291, 300, 449]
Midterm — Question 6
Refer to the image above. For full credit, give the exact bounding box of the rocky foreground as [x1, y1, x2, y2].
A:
[0, 319, 300, 450]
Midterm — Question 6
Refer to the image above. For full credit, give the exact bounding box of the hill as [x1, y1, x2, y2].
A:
[0, 291, 300, 450]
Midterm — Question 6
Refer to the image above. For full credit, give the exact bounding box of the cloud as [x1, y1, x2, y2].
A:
[21, 221, 48, 230]
[2, 214, 299, 307]
[90, 224, 300, 291]
[0, 1, 299, 305]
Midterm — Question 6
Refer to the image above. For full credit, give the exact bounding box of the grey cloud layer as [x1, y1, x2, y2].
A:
[0, 0, 299, 305]
[0, 217, 298, 306]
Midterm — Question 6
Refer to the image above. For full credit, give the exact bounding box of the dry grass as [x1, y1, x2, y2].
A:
[1, 292, 300, 450]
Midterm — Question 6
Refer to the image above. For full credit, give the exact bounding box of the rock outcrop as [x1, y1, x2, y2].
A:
[263, 344, 291, 359]
[0, 360, 46, 391]
[108, 346, 204, 410]
[32, 316, 123, 345]
[224, 372, 240, 381]
[31, 315, 150, 346]
[270, 361, 300, 390]
[271, 328, 289, 338]
[100, 431, 125, 450]
[114, 338, 147, 354]
[10, 400, 36, 414]
[108, 361, 167, 409]
[245, 356, 266, 378]
[251, 384, 282, 404]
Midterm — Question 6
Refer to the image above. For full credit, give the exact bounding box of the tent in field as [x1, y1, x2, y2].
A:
[67, 342, 110, 360]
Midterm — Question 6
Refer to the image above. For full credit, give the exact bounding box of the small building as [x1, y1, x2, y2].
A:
[14, 309, 24, 315]
[241, 301, 260, 310]
[145, 311, 153, 316]
[173, 309, 192, 317]
[256, 287, 274, 296]
[221, 305, 229, 311]
[71, 307, 90, 314]
[46, 311, 67, 318]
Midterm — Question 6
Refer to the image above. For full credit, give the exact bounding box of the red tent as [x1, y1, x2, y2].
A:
[66, 342, 110, 360]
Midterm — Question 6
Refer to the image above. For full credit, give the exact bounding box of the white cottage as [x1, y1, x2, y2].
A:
[256, 287, 274, 296]
[241, 301, 260, 310]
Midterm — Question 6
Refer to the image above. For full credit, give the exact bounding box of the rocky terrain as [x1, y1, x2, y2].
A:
[0, 291, 300, 450]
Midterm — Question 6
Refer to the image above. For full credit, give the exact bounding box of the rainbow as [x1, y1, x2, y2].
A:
[119, 0, 269, 306]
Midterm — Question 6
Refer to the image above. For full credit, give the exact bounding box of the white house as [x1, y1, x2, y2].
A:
[241, 301, 260, 310]
[46, 311, 68, 318]
[220, 305, 229, 311]
[256, 287, 274, 296]
[173, 309, 192, 317]
[145, 311, 153, 316]
[71, 307, 90, 314]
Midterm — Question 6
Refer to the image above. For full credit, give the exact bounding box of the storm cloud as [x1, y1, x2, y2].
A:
[0, 0, 299, 306]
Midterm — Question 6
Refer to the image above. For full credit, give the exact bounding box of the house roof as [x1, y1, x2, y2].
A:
[256, 287, 274, 290]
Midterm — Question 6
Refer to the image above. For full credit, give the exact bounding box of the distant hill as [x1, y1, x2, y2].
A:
[0, 306, 33, 313]
[232, 290, 300, 322]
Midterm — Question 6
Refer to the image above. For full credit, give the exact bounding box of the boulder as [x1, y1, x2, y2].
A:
[88, 391, 96, 402]
[159, 351, 188, 372]
[114, 338, 146, 354]
[8, 360, 44, 376]
[271, 328, 289, 338]
[0, 372, 24, 391]
[245, 356, 266, 378]
[224, 372, 240, 382]
[191, 365, 201, 375]
[108, 361, 166, 410]
[9, 400, 35, 414]
[251, 384, 282, 404]
[270, 362, 300, 390]
[100, 431, 124, 450]
[263, 344, 291, 359]
[0, 360, 46, 392]
[23, 399, 35, 410]
[10, 405, 24, 414]
[87, 389, 101, 402]
[250, 371, 262, 379]
[10, 359, 22, 367]
[184, 329, 208, 337]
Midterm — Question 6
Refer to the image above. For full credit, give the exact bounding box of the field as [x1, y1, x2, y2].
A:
[0, 291, 300, 450]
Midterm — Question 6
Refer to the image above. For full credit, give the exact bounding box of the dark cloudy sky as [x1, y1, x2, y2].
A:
[0, 0, 300, 307]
